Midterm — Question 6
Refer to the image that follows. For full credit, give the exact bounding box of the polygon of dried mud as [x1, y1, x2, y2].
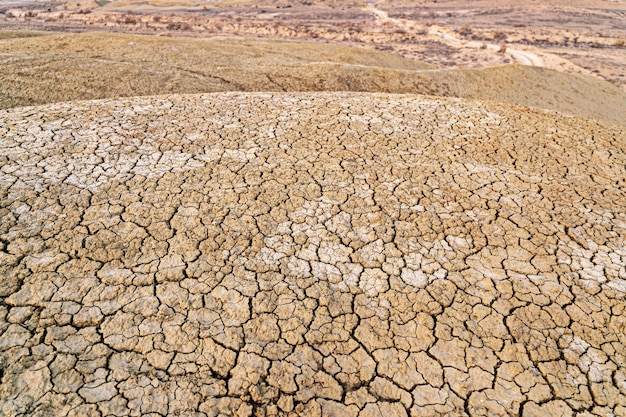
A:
[1, 33, 625, 125]
[0, 93, 625, 417]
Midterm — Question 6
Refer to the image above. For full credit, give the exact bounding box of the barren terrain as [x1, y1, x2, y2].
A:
[1, 32, 625, 124]
[1, 1, 626, 416]
[1, 0, 624, 89]
[1, 93, 625, 417]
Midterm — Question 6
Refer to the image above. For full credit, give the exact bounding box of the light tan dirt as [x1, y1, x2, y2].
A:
[1, 32, 625, 125]
[1, 93, 625, 416]
[2, 0, 624, 90]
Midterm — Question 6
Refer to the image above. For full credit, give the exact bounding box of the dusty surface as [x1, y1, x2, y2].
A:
[1, 32, 625, 125]
[1, 93, 625, 416]
[0, 33, 432, 107]
[1, 0, 624, 89]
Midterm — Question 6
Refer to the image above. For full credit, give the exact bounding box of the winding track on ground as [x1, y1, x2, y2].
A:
[368, 6, 544, 67]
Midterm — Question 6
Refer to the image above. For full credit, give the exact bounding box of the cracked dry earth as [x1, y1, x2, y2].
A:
[0, 92, 625, 417]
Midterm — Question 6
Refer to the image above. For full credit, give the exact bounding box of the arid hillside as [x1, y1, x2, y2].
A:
[1, 92, 625, 417]
[1, 3, 625, 416]
[1, 32, 625, 124]
[3, 0, 624, 92]
[0, 32, 429, 106]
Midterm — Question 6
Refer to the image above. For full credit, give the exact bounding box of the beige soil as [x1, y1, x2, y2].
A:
[1, 92, 625, 417]
[0, 1, 625, 416]
[1, 32, 625, 124]
[1, 0, 623, 89]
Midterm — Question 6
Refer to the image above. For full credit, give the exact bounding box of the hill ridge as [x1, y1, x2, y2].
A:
[1, 32, 625, 124]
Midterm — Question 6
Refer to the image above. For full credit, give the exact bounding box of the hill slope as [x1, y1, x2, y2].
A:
[1, 93, 625, 416]
[0, 32, 429, 106]
[1, 32, 625, 124]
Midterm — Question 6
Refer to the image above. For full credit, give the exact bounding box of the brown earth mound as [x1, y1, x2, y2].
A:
[1, 32, 625, 124]
[1, 93, 625, 416]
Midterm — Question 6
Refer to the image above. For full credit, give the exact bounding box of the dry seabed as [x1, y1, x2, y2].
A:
[0, 93, 625, 416]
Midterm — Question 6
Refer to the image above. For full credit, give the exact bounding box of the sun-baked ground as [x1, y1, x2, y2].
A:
[1, 0, 625, 89]
[1, 32, 625, 125]
[1, 2, 625, 417]
[1, 93, 625, 417]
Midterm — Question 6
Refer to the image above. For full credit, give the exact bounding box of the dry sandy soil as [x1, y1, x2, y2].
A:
[1, 0, 624, 89]
[1, 1, 626, 417]
[1, 32, 625, 124]
[1, 93, 626, 417]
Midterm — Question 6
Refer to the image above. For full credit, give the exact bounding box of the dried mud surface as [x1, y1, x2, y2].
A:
[1, 93, 625, 416]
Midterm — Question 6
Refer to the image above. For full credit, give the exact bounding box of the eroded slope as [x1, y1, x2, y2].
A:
[1, 32, 625, 124]
[1, 93, 625, 416]
[0, 32, 429, 108]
